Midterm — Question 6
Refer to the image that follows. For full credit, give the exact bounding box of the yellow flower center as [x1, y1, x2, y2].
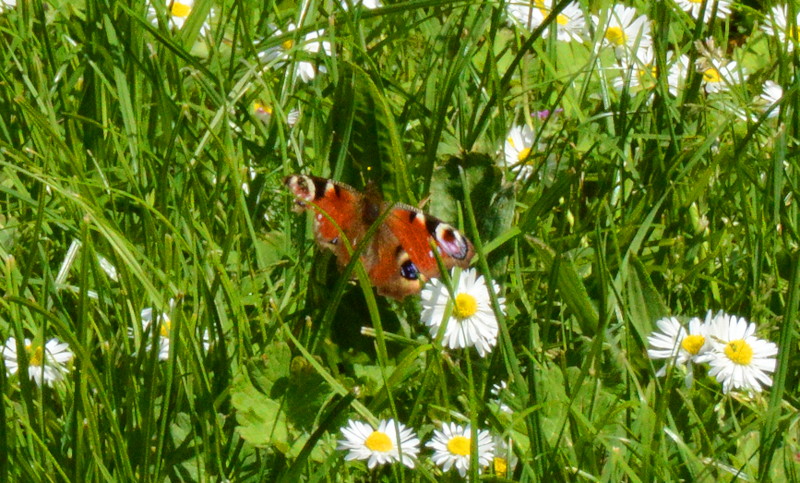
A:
[703, 68, 721, 83]
[282, 39, 295, 50]
[453, 293, 478, 320]
[253, 102, 272, 115]
[494, 456, 508, 476]
[159, 319, 171, 338]
[724, 339, 754, 365]
[27, 344, 44, 367]
[688, 0, 702, 3]
[681, 334, 705, 355]
[365, 431, 393, 452]
[517, 147, 532, 163]
[605, 26, 626, 46]
[447, 435, 471, 456]
[170, 1, 191, 18]
[556, 13, 569, 26]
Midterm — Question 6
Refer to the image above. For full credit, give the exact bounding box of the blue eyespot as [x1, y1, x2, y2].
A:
[400, 260, 419, 280]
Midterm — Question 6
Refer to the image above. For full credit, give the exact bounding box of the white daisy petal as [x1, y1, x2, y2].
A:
[340, 0, 382, 10]
[675, 0, 732, 22]
[762, 5, 800, 53]
[760, 80, 783, 118]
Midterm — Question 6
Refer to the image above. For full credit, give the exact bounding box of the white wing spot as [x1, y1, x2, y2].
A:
[325, 182, 336, 195]
[428, 250, 434, 258]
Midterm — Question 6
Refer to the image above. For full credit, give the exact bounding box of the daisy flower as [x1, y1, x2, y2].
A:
[697, 59, 747, 94]
[421, 268, 504, 357]
[337, 419, 420, 469]
[427, 423, 495, 477]
[148, 0, 210, 35]
[140, 307, 173, 360]
[506, 0, 586, 43]
[252, 102, 300, 126]
[137, 302, 210, 360]
[593, 5, 652, 60]
[693, 39, 745, 93]
[699, 313, 778, 393]
[491, 434, 518, 477]
[759, 80, 783, 118]
[502, 124, 536, 179]
[675, 0, 732, 23]
[258, 25, 332, 82]
[1, 0, 15, 11]
[647, 314, 712, 386]
[2, 337, 73, 386]
[761, 4, 800, 52]
[694, 38, 748, 94]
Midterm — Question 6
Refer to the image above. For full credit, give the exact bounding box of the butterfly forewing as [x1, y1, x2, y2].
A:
[285, 175, 366, 266]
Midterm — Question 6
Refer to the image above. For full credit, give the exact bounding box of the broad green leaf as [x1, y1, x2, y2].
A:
[232, 343, 333, 461]
[528, 236, 599, 335]
[625, 255, 669, 346]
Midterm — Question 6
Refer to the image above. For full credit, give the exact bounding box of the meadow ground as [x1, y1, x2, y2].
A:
[0, 0, 798, 481]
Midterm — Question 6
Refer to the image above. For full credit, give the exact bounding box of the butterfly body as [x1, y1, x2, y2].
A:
[285, 174, 474, 299]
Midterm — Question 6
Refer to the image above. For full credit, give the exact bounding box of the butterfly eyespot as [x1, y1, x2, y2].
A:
[434, 224, 470, 260]
[285, 175, 317, 202]
[399, 260, 420, 280]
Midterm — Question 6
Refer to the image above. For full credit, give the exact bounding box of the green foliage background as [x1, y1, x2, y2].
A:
[0, 0, 798, 480]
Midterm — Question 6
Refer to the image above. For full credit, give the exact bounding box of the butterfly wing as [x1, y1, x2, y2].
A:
[364, 204, 474, 299]
[284, 175, 366, 267]
[388, 205, 474, 277]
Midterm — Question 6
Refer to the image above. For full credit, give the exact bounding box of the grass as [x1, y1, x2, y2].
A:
[0, 0, 798, 481]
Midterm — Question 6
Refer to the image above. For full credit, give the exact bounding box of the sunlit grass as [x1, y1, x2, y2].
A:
[0, 0, 798, 480]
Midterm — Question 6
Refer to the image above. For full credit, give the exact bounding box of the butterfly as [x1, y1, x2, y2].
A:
[285, 174, 475, 299]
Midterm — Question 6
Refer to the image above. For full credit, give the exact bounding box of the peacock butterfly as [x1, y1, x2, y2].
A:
[284, 174, 475, 299]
